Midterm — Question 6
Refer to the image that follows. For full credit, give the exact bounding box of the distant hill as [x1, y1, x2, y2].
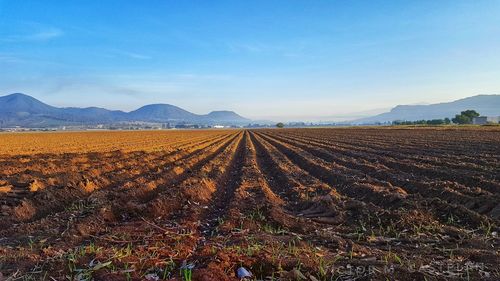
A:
[203, 110, 250, 122]
[0, 93, 250, 127]
[1, 93, 58, 114]
[128, 104, 200, 122]
[353, 95, 500, 124]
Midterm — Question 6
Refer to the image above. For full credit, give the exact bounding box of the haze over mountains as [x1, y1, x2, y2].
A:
[0, 93, 250, 127]
[0, 93, 499, 127]
[353, 95, 500, 124]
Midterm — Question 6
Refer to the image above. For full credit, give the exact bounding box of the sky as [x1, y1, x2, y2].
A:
[1, 0, 499, 121]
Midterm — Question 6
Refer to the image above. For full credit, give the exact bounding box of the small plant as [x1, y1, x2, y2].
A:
[123, 263, 131, 281]
[217, 216, 225, 225]
[355, 219, 367, 240]
[393, 253, 403, 265]
[480, 221, 493, 237]
[269, 242, 285, 263]
[447, 213, 459, 225]
[180, 261, 194, 281]
[248, 208, 266, 221]
[317, 257, 328, 279]
[28, 236, 35, 251]
[383, 246, 403, 266]
[288, 239, 299, 256]
[67, 252, 77, 275]
[262, 224, 287, 235]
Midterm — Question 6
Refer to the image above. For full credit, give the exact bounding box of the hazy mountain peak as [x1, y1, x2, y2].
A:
[0, 93, 57, 114]
[355, 94, 500, 123]
[205, 110, 249, 122]
[2, 92, 41, 103]
[6, 92, 30, 98]
[0, 93, 249, 127]
[129, 103, 197, 121]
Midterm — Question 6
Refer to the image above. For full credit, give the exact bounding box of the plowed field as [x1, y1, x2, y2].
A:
[1, 128, 499, 280]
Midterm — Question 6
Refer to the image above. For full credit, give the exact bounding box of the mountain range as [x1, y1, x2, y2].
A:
[0, 93, 250, 127]
[1, 93, 499, 127]
[353, 94, 500, 124]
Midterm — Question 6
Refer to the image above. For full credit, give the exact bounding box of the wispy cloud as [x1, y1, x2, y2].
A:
[119, 51, 152, 60]
[171, 73, 232, 80]
[27, 28, 64, 41]
[227, 41, 309, 58]
[110, 50, 152, 60]
[0, 54, 24, 63]
[228, 43, 265, 53]
[1, 27, 63, 43]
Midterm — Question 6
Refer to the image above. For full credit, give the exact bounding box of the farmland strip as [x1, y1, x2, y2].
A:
[260, 131, 500, 220]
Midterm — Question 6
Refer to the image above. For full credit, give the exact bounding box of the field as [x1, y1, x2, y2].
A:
[1, 128, 499, 280]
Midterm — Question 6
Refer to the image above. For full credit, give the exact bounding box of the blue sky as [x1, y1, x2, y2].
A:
[1, 1, 499, 120]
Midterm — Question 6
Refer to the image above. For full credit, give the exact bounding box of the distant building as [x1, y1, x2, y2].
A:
[473, 117, 487, 124]
[472, 116, 500, 125]
[175, 124, 199, 129]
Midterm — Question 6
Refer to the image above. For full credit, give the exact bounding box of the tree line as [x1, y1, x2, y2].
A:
[392, 110, 480, 125]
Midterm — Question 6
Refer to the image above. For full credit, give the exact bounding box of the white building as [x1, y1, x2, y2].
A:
[472, 116, 500, 125]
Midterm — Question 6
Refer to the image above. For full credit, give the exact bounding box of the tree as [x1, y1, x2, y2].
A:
[461, 110, 480, 119]
[452, 110, 480, 124]
[452, 114, 470, 124]
[426, 119, 445, 125]
[276, 122, 285, 128]
[393, 119, 448, 125]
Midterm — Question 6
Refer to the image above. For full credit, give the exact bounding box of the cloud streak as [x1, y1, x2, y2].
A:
[0, 54, 24, 63]
[1, 26, 63, 43]
[27, 28, 64, 41]
[108, 49, 152, 60]
[227, 40, 309, 58]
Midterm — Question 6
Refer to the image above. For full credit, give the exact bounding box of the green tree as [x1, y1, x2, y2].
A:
[426, 119, 445, 125]
[276, 122, 285, 128]
[452, 110, 480, 124]
[461, 110, 480, 119]
[452, 114, 470, 124]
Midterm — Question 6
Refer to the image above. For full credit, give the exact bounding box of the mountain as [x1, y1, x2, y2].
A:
[353, 95, 500, 124]
[0, 93, 58, 114]
[0, 93, 250, 127]
[0, 93, 62, 127]
[128, 104, 199, 122]
[204, 111, 249, 122]
[59, 107, 128, 123]
[128, 106, 249, 124]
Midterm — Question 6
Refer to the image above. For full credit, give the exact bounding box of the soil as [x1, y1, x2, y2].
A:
[0, 128, 499, 280]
